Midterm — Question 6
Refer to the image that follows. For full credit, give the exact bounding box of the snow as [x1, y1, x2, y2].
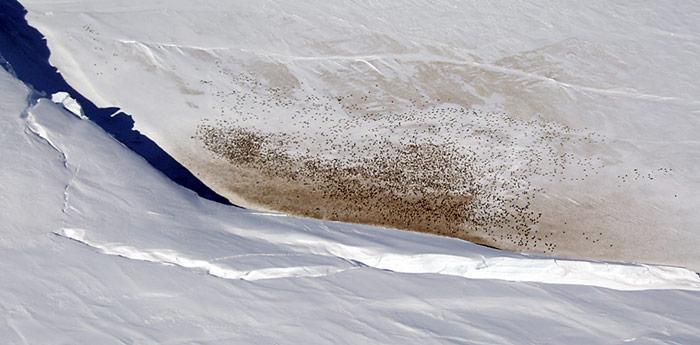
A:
[3, 1, 700, 342]
[53, 226, 700, 291]
[2, 66, 700, 343]
[17, 0, 700, 269]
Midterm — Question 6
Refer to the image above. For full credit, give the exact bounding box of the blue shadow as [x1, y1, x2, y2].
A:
[0, 0, 236, 206]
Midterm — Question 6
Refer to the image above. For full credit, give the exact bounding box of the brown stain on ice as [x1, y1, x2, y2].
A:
[194, 127, 484, 242]
[193, 124, 561, 249]
[184, 57, 653, 260]
[187, 60, 626, 256]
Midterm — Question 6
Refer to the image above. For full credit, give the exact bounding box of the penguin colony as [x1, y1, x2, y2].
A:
[194, 70, 612, 254]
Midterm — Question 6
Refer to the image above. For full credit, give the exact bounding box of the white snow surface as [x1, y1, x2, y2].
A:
[2, 67, 700, 343]
[19, 0, 700, 269]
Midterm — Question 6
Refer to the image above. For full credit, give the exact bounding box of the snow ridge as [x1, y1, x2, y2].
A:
[56, 228, 700, 291]
[24, 111, 67, 168]
[55, 228, 355, 281]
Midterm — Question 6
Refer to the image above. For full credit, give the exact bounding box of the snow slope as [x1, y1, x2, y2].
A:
[2, 65, 700, 343]
[17, 0, 700, 270]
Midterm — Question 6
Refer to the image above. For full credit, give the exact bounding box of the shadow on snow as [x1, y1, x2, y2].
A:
[0, 0, 237, 206]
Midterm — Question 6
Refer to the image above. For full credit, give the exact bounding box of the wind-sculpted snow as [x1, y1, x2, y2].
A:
[17, 0, 700, 270]
[55, 227, 700, 291]
[2, 68, 700, 343]
[55, 228, 357, 281]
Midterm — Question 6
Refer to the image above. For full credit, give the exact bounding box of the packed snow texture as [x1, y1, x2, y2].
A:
[19, 0, 700, 270]
[2, 66, 700, 343]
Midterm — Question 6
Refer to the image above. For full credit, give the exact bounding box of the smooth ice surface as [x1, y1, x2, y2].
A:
[17, 0, 700, 269]
[2, 67, 700, 343]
